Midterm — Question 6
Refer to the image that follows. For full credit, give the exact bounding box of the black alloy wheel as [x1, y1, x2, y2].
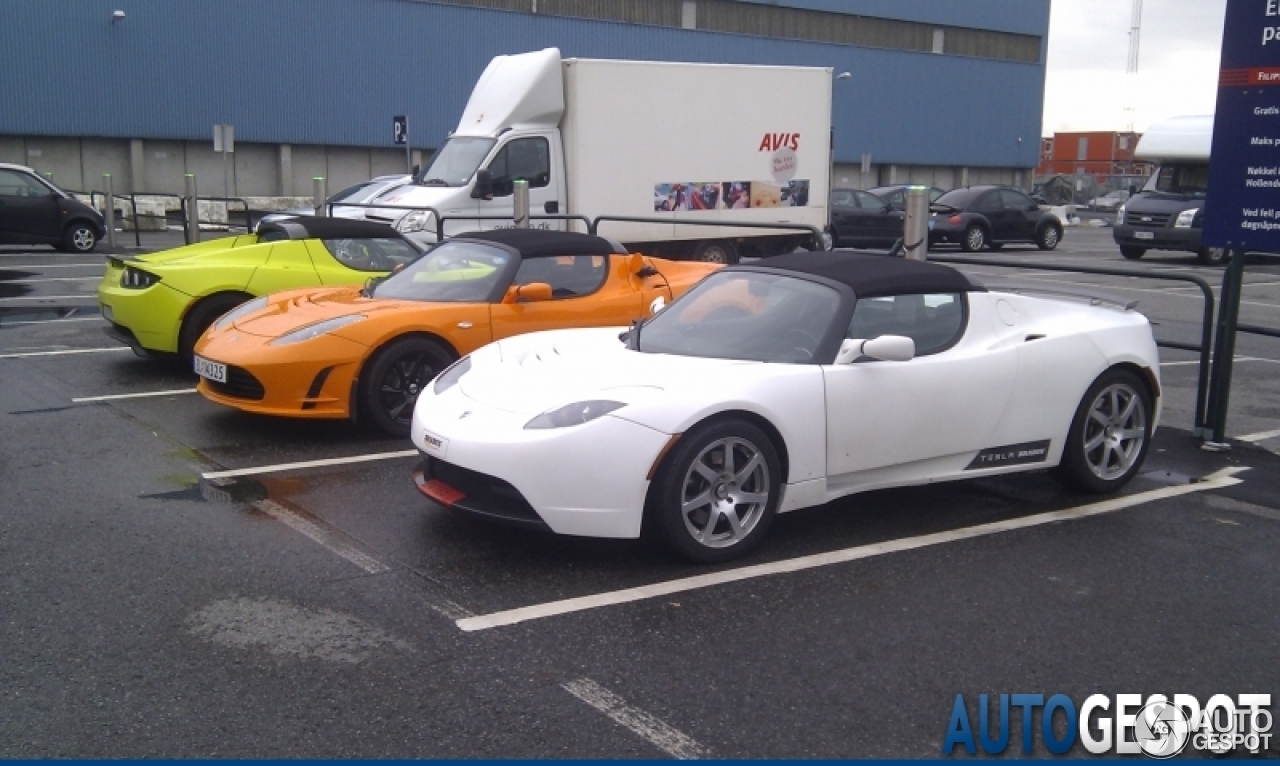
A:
[362, 337, 455, 437]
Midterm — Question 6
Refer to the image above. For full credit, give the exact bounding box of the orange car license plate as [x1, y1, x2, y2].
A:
[421, 479, 465, 506]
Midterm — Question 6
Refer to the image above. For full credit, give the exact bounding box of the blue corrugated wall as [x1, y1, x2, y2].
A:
[0, 0, 1049, 168]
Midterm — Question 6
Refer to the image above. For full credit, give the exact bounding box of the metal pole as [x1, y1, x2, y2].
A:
[313, 177, 327, 217]
[405, 116, 412, 174]
[103, 173, 117, 251]
[902, 185, 930, 260]
[221, 149, 229, 202]
[184, 173, 200, 244]
[1203, 248, 1246, 450]
[513, 179, 529, 228]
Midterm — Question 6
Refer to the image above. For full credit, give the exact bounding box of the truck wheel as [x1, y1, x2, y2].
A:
[1119, 245, 1146, 260]
[1198, 246, 1230, 267]
[692, 240, 739, 265]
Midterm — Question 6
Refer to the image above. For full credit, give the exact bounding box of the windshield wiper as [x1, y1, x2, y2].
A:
[418, 177, 449, 186]
[360, 274, 389, 298]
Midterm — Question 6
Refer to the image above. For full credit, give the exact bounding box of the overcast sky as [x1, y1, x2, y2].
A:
[1042, 0, 1227, 136]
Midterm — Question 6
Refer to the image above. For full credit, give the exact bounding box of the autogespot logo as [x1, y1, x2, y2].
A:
[942, 693, 1272, 757]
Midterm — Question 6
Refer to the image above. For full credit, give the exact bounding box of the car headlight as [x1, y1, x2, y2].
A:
[120, 265, 160, 289]
[397, 210, 431, 233]
[269, 314, 366, 346]
[433, 356, 471, 394]
[211, 296, 269, 332]
[1115, 204, 1126, 225]
[524, 400, 626, 430]
[1175, 208, 1200, 228]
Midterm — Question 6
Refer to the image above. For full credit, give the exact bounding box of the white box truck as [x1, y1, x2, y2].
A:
[366, 48, 833, 263]
[1113, 115, 1227, 265]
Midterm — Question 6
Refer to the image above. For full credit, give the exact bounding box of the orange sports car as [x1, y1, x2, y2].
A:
[193, 228, 720, 435]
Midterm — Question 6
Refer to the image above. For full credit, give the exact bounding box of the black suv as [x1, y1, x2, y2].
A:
[0, 163, 105, 252]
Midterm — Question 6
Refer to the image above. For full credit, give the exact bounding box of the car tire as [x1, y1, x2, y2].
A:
[960, 225, 987, 253]
[651, 418, 781, 563]
[1051, 368, 1152, 494]
[1035, 223, 1062, 251]
[1198, 246, 1230, 267]
[179, 292, 254, 363]
[1119, 245, 1146, 260]
[360, 336, 455, 437]
[60, 221, 98, 253]
[692, 240, 739, 265]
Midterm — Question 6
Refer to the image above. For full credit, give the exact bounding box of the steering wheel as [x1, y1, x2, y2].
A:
[784, 328, 820, 360]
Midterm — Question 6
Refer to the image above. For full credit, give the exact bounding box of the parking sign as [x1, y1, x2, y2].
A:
[393, 115, 408, 146]
[1203, 0, 1280, 251]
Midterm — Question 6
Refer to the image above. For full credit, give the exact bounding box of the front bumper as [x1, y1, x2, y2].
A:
[1113, 224, 1202, 253]
[411, 396, 672, 539]
[193, 332, 368, 419]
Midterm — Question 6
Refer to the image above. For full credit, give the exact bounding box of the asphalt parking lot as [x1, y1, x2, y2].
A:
[2, 225, 1278, 758]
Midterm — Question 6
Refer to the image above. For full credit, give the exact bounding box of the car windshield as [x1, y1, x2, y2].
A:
[322, 237, 423, 272]
[1145, 162, 1209, 196]
[637, 271, 842, 363]
[371, 240, 513, 302]
[415, 137, 496, 187]
[932, 188, 983, 209]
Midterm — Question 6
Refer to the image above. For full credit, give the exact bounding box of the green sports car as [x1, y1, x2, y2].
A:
[98, 217, 422, 360]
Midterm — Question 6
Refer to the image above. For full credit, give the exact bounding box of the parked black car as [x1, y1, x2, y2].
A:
[829, 188, 904, 248]
[928, 185, 1063, 252]
[0, 163, 105, 252]
[866, 184, 946, 210]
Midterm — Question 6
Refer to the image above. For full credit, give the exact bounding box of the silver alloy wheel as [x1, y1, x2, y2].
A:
[680, 436, 771, 548]
[71, 227, 95, 251]
[1041, 226, 1060, 248]
[1081, 382, 1147, 480]
[965, 226, 985, 251]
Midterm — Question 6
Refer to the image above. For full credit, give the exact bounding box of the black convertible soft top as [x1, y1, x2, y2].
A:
[257, 216, 405, 241]
[452, 228, 627, 258]
[746, 251, 985, 297]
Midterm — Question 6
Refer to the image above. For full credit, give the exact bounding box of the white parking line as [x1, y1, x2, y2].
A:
[252, 499, 390, 575]
[0, 347, 129, 359]
[1160, 356, 1277, 367]
[0, 263, 106, 269]
[201, 449, 419, 480]
[562, 678, 709, 759]
[456, 467, 1247, 632]
[0, 253, 102, 258]
[2, 276, 100, 283]
[0, 295, 97, 301]
[1238, 428, 1280, 443]
[73, 388, 197, 402]
[0, 316, 103, 326]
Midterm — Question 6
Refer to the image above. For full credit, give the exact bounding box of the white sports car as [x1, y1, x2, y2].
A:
[409, 252, 1161, 562]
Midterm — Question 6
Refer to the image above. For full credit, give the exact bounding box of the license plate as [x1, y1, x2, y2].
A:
[193, 355, 227, 383]
[101, 303, 113, 322]
[420, 478, 465, 506]
[1134, 231, 1154, 240]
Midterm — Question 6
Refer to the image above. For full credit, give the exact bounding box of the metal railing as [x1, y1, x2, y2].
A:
[926, 254, 1217, 437]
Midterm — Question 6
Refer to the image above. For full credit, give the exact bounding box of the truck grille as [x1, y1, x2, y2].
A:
[205, 365, 266, 401]
[1129, 212, 1171, 228]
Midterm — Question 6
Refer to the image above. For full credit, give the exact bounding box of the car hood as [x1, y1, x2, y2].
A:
[1125, 193, 1204, 212]
[229, 287, 440, 340]
[457, 328, 757, 416]
[127, 235, 268, 268]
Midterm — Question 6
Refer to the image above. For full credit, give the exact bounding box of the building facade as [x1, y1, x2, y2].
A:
[0, 0, 1050, 197]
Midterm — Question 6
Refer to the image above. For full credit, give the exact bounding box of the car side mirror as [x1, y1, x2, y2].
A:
[471, 169, 493, 199]
[503, 282, 553, 303]
[835, 335, 915, 364]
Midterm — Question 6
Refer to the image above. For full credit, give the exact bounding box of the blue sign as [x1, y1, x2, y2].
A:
[393, 115, 408, 146]
[1203, 0, 1280, 251]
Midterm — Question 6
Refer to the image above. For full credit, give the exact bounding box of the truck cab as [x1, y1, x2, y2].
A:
[1113, 115, 1226, 266]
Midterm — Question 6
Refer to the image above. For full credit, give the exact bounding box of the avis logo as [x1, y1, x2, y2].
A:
[758, 132, 800, 151]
